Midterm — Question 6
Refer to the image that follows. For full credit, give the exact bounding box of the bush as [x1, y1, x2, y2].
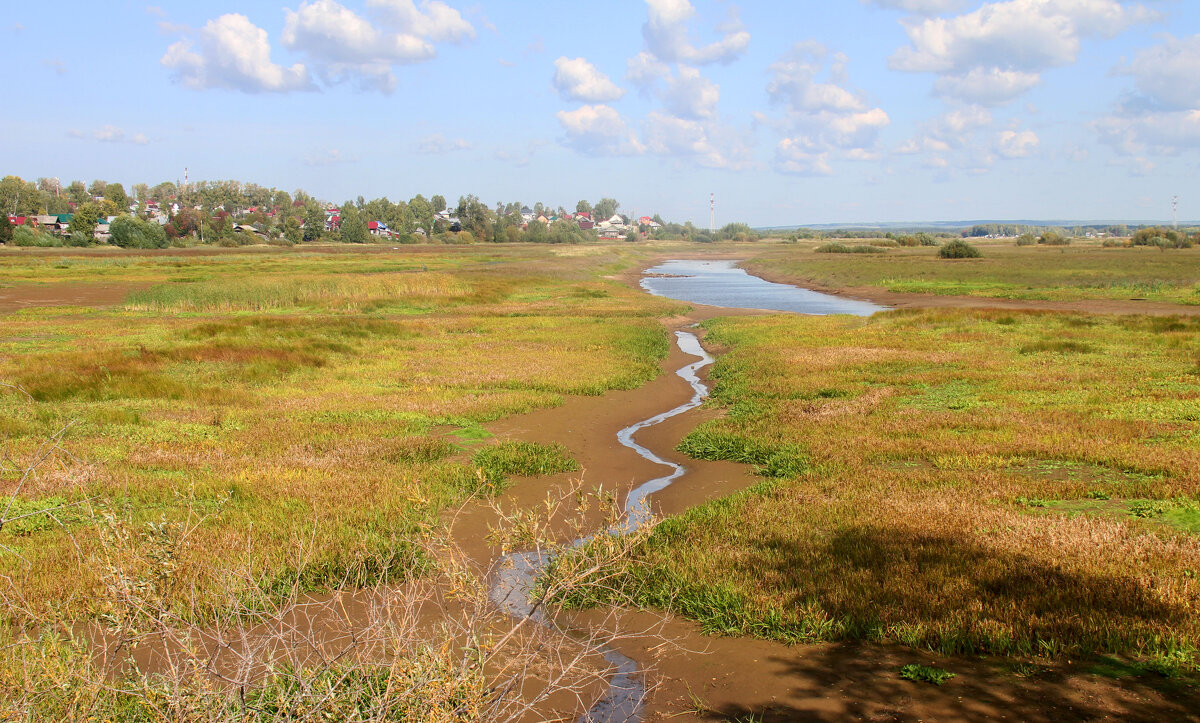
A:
[110, 216, 169, 249]
[66, 232, 92, 247]
[896, 232, 941, 247]
[1015, 234, 1037, 246]
[12, 227, 62, 247]
[1038, 231, 1070, 246]
[938, 240, 981, 259]
[1101, 238, 1127, 248]
[815, 243, 885, 254]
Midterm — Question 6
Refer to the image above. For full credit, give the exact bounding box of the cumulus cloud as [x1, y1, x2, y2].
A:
[768, 42, 864, 113]
[933, 67, 1040, 105]
[895, 105, 1001, 172]
[1099, 35, 1200, 157]
[660, 65, 719, 119]
[774, 137, 834, 176]
[281, 0, 473, 92]
[1116, 34, 1200, 111]
[995, 128, 1039, 158]
[626, 51, 670, 89]
[863, 0, 965, 14]
[643, 111, 753, 169]
[414, 134, 472, 153]
[765, 42, 889, 174]
[162, 13, 314, 92]
[556, 105, 646, 156]
[365, 0, 474, 42]
[552, 57, 625, 102]
[642, 0, 750, 65]
[69, 126, 150, 145]
[890, 0, 1156, 104]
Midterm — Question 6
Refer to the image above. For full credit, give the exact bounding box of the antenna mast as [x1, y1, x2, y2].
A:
[1173, 195, 1179, 229]
[709, 193, 715, 232]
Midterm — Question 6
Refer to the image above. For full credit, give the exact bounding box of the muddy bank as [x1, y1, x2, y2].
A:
[0, 281, 147, 311]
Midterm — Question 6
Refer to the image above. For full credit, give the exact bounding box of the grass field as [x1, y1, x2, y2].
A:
[746, 241, 1200, 304]
[556, 306, 1200, 672]
[0, 245, 682, 624]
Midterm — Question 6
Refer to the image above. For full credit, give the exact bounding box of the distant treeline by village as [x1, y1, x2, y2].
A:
[0, 175, 759, 249]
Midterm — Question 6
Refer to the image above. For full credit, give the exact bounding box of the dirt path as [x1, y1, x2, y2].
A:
[465, 300, 1199, 721]
[0, 281, 147, 312]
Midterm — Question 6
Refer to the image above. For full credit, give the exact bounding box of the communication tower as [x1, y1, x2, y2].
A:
[709, 193, 715, 232]
[1174, 195, 1179, 229]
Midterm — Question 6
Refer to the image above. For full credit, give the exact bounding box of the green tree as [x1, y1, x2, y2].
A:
[938, 239, 981, 259]
[431, 195, 447, 214]
[455, 194, 492, 242]
[576, 200, 593, 215]
[283, 216, 303, 244]
[105, 182, 129, 211]
[66, 181, 89, 205]
[72, 202, 102, 239]
[303, 206, 325, 242]
[594, 197, 619, 220]
[87, 179, 107, 199]
[0, 214, 11, 244]
[340, 204, 368, 243]
[111, 215, 169, 249]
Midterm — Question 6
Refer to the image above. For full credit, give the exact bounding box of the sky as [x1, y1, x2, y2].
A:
[3, 0, 1199, 226]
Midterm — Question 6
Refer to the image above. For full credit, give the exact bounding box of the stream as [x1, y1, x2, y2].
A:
[488, 330, 713, 723]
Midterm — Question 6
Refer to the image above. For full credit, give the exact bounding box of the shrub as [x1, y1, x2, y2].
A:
[110, 215, 169, 249]
[12, 227, 62, 247]
[1101, 238, 1126, 248]
[1015, 234, 1037, 246]
[815, 243, 885, 254]
[938, 240, 981, 259]
[1038, 231, 1070, 246]
[896, 233, 939, 247]
[66, 232, 92, 247]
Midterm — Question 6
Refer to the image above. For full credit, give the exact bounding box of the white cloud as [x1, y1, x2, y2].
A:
[890, 0, 1156, 104]
[660, 65, 719, 119]
[365, 0, 474, 42]
[995, 128, 1039, 158]
[626, 51, 670, 89]
[643, 112, 753, 169]
[1099, 35, 1200, 157]
[642, 0, 750, 65]
[864, 0, 965, 14]
[895, 106, 999, 169]
[556, 105, 646, 156]
[767, 42, 865, 113]
[1097, 110, 1200, 155]
[1116, 34, 1200, 111]
[162, 14, 314, 93]
[933, 67, 1040, 105]
[774, 137, 834, 176]
[552, 57, 625, 103]
[765, 42, 889, 174]
[414, 134, 472, 153]
[281, 0, 474, 91]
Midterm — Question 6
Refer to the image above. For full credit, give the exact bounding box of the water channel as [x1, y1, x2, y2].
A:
[489, 261, 886, 722]
[641, 258, 887, 316]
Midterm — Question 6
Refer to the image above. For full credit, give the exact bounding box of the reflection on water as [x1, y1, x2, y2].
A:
[641, 259, 887, 316]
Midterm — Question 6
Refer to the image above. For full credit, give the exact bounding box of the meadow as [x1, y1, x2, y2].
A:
[745, 240, 1200, 305]
[0, 245, 680, 621]
[556, 306, 1200, 675]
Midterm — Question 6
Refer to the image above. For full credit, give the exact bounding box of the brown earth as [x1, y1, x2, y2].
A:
[0, 281, 147, 312]
[465, 303, 1200, 722]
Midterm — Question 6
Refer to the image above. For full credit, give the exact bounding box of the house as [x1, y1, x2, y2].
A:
[6, 215, 27, 228]
[368, 221, 393, 237]
[520, 206, 534, 223]
[575, 211, 591, 221]
[578, 219, 595, 230]
[605, 214, 625, 227]
[94, 223, 111, 241]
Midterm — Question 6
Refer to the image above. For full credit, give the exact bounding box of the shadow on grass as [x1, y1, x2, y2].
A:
[704, 642, 1199, 723]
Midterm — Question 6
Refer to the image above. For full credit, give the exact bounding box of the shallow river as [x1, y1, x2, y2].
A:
[641, 258, 887, 316]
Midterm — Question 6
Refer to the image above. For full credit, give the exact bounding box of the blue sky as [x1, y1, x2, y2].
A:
[3, 0, 1198, 226]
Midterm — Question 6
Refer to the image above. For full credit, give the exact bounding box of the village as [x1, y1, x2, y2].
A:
[5, 195, 666, 244]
